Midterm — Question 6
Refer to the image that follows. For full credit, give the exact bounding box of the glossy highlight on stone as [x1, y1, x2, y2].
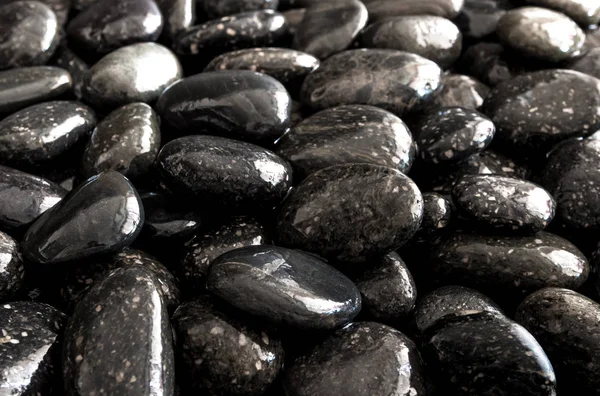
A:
[419, 192, 452, 234]
[523, 0, 600, 28]
[154, 0, 195, 41]
[363, 0, 464, 21]
[454, 0, 513, 39]
[140, 192, 202, 242]
[429, 74, 490, 110]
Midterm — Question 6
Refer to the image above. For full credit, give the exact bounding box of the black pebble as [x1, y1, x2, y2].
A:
[419, 192, 453, 234]
[53, 46, 89, 101]
[0, 231, 24, 301]
[458, 42, 527, 87]
[139, 192, 202, 243]
[363, 0, 465, 21]
[429, 74, 490, 110]
[154, 0, 195, 41]
[521, 0, 600, 28]
[454, 0, 513, 40]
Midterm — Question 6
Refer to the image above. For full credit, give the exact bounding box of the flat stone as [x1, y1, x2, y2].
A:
[423, 312, 556, 396]
[53, 46, 88, 101]
[523, 0, 600, 27]
[430, 231, 589, 300]
[496, 7, 585, 62]
[172, 296, 284, 396]
[428, 74, 490, 110]
[207, 245, 361, 329]
[67, 0, 163, 54]
[363, 0, 464, 21]
[0, 1, 60, 70]
[154, 0, 195, 41]
[199, 0, 278, 19]
[358, 16, 462, 69]
[139, 192, 202, 242]
[0, 302, 66, 395]
[412, 285, 503, 334]
[300, 49, 443, 116]
[293, 0, 367, 60]
[157, 135, 292, 208]
[482, 69, 600, 151]
[62, 265, 174, 395]
[81, 103, 160, 181]
[567, 47, 600, 80]
[175, 10, 288, 57]
[156, 70, 291, 143]
[458, 42, 528, 86]
[0, 66, 72, 115]
[419, 192, 453, 234]
[516, 288, 600, 395]
[277, 163, 423, 263]
[454, 0, 514, 39]
[452, 174, 555, 232]
[21, 171, 144, 265]
[274, 104, 416, 180]
[0, 231, 24, 301]
[284, 322, 426, 396]
[0, 101, 96, 168]
[83, 43, 182, 110]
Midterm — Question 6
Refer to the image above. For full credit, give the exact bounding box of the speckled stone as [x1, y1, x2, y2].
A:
[156, 70, 291, 143]
[419, 192, 452, 234]
[278, 163, 423, 263]
[430, 232, 589, 299]
[154, 0, 195, 41]
[363, 0, 464, 21]
[0, 165, 66, 232]
[204, 47, 320, 94]
[208, 245, 361, 329]
[458, 42, 527, 87]
[0, 231, 24, 301]
[140, 192, 202, 242]
[415, 107, 495, 165]
[274, 105, 416, 180]
[0, 101, 96, 167]
[81, 103, 160, 181]
[0, 1, 60, 70]
[0, 302, 66, 395]
[516, 288, 600, 395]
[175, 10, 288, 57]
[63, 265, 174, 395]
[21, 171, 144, 265]
[358, 16, 462, 69]
[83, 43, 182, 110]
[179, 216, 267, 294]
[453, 174, 555, 232]
[300, 49, 443, 116]
[429, 74, 490, 110]
[67, 0, 163, 54]
[172, 296, 284, 396]
[496, 7, 584, 62]
[483, 69, 600, 151]
[284, 322, 426, 396]
[423, 311, 556, 396]
[0, 66, 72, 115]
[350, 252, 416, 324]
[59, 248, 180, 313]
[454, 0, 513, 39]
[523, 0, 600, 27]
[412, 285, 503, 334]
[199, 0, 278, 19]
[53, 46, 88, 101]
[158, 135, 292, 208]
[293, 0, 367, 60]
[567, 47, 600, 80]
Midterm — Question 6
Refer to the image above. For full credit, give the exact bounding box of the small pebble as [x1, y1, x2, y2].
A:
[154, 0, 195, 41]
[429, 74, 490, 110]
[522, 0, 600, 28]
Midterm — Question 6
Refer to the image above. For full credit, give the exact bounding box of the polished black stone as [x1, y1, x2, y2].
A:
[363, 0, 464, 21]
[0, 1, 60, 70]
[0, 302, 66, 395]
[567, 47, 600, 80]
[59, 248, 180, 313]
[0, 231, 24, 301]
[154, 0, 195, 41]
[158, 135, 292, 208]
[358, 16, 462, 69]
[284, 322, 426, 396]
[419, 192, 452, 234]
[496, 7, 584, 62]
[199, 0, 278, 19]
[293, 0, 367, 60]
[351, 252, 416, 324]
[301, 49, 442, 116]
[81, 103, 160, 181]
[140, 192, 202, 242]
[21, 171, 144, 265]
[0, 165, 65, 232]
[1, 0, 72, 25]
[83, 43, 182, 110]
[483, 69, 600, 151]
[179, 216, 267, 294]
[458, 42, 527, 86]
[277, 163, 423, 263]
[172, 296, 283, 396]
[67, 0, 163, 54]
[204, 47, 319, 94]
[0, 66, 72, 115]
[175, 10, 288, 57]
[453, 174, 555, 232]
[207, 245, 361, 329]
[53, 46, 88, 101]
[412, 285, 503, 334]
[275, 105, 416, 180]
[517, 288, 600, 395]
[156, 70, 292, 143]
[523, 0, 600, 28]
[429, 74, 490, 110]
[423, 312, 556, 396]
[430, 232, 589, 300]
[63, 265, 174, 395]
[415, 107, 495, 165]
[454, 0, 513, 39]
[0, 101, 96, 167]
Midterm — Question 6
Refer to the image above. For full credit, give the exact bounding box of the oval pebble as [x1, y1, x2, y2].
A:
[459, 42, 527, 87]
[53, 45, 88, 101]
[420, 192, 453, 234]
[154, 0, 195, 41]
[207, 245, 361, 330]
[522, 0, 600, 28]
[363, 0, 465, 21]
[0, 231, 24, 301]
[454, 0, 512, 39]
[139, 192, 202, 243]
[429, 74, 490, 110]
[1, 0, 71, 26]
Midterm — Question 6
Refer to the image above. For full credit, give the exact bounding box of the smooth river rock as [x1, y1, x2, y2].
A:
[53, 45, 88, 101]
[418, 192, 453, 235]
[522, 0, 600, 28]
[363, 0, 464, 21]
[429, 74, 490, 110]
[277, 163, 423, 263]
[454, 0, 513, 39]
[1, 0, 72, 26]
[139, 192, 202, 243]
[207, 245, 361, 329]
[154, 0, 195, 41]
[0, 231, 24, 301]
